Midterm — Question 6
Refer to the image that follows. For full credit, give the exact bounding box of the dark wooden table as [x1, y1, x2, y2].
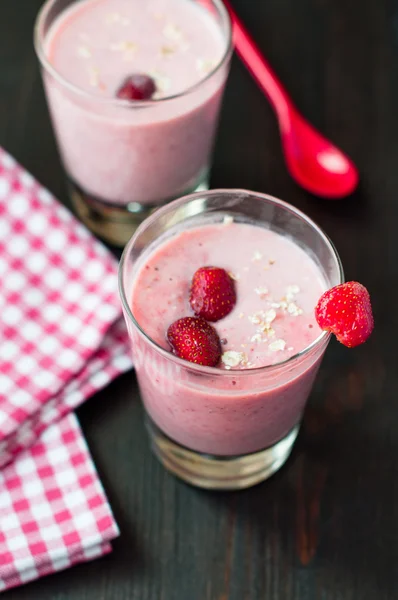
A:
[0, 0, 394, 597]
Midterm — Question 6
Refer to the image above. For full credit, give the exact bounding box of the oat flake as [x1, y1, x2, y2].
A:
[196, 58, 216, 75]
[286, 285, 300, 302]
[287, 302, 303, 316]
[252, 251, 262, 262]
[163, 23, 183, 42]
[222, 351, 247, 368]
[269, 339, 286, 352]
[228, 272, 240, 281]
[77, 45, 91, 58]
[250, 333, 263, 343]
[254, 286, 268, 297]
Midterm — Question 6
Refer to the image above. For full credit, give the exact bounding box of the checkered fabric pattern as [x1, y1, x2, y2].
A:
[0, 147, 134, 590]
[0, 147, 133, 465]
[0, 413, 119, 591]
[0, 319, 132, 468]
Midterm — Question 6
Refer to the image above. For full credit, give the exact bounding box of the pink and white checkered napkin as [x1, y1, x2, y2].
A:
[0, 413, 119, 591]
[0, 147, 134, 589]
[0, 147, 133, 465]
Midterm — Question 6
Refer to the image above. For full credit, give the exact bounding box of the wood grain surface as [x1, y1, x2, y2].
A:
[0, 0, 394, 598]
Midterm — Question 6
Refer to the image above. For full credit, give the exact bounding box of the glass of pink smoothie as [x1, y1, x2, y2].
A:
[119, 189, 343, 490]
[34, 0, 232, 246]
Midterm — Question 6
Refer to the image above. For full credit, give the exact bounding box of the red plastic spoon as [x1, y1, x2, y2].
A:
[222, 0, 359, 198]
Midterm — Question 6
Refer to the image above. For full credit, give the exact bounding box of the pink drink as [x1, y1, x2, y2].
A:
[39, 0, 230, 207]
[129, 220, 328, 456]
[120, 190, 343, 488]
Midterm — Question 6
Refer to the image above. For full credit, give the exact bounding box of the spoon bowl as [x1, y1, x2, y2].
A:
[281, 108, 359, 198]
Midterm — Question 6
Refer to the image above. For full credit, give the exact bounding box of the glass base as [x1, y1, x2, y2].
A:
[146, 419, 300, 490]
[68, 176, 209, 247]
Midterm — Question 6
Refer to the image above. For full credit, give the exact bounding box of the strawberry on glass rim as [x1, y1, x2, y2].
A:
[315, 281, 374, 348]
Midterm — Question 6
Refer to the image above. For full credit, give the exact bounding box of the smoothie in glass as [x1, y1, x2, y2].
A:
[131, 221, 327, 455]
[35, 0, 232, 245]
[119, 190, 343, 489]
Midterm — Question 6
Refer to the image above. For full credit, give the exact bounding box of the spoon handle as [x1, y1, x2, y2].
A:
[222, 0, 292, 121]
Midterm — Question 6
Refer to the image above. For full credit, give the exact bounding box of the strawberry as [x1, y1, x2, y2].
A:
[315, 281, 374, 348]
[116, 74, 156, 101]
[190, 266, 237, 322]
[166, 317, 221, 367]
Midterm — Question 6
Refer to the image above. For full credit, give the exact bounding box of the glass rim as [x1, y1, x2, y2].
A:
[119, 189, 344, 377]
[33, 0, 233, 108]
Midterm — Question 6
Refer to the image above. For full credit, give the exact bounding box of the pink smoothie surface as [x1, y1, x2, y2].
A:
[42, 0, 229, 205]
[46, 0, 225, 98]
[129, 219, 329, 456]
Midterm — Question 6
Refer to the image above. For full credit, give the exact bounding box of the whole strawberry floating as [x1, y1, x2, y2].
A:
[167, 317, 222, 367]
[315, 281, 374, 348]
[190, 266, 237, 322]
[116, 74, 157, 101]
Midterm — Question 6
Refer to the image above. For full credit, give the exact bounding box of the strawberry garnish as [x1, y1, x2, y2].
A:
[116, 74, 157, 101]
[166, 317, 221, 367]
[315, 281, 374, 348]
[190, 266, 237, 322]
